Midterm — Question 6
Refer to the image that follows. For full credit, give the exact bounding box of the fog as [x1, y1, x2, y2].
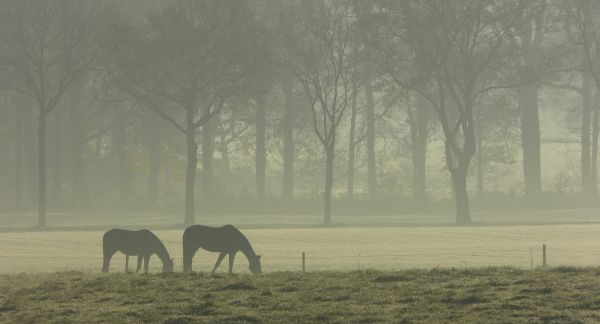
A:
[0, 0, 598, 228]
[5, 2, 600, 322]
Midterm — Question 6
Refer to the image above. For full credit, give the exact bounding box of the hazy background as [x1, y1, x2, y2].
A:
[0, 0, 599, 230]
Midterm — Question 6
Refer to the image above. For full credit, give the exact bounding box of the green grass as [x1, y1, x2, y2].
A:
[1, 267, 600, 323]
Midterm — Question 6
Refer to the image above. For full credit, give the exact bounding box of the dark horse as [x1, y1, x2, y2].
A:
[183, 225, 261, 274]
[102, 229, 174, 273]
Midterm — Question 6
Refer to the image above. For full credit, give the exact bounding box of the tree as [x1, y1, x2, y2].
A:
[255, 94, 268, 202]
[515, 1, 547, 200]
[0, 0, 106, 226]
[473, 92, 519, 196]
[564, 0, 600, 197]
[279, 0, 356, 224]
[112, 0, 268, 225]
[215, 106, 251, 190]
[346, 78, 361, 199]
[378, 0, 531, 223]
[144, 111, 162, 207]
[280, 75, 297, 199]
[364, 70, 378, 200]
[409, 92, 432, 204]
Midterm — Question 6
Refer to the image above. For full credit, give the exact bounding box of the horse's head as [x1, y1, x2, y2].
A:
[249, 254, 262, 274]
[163, 258, 175, 273]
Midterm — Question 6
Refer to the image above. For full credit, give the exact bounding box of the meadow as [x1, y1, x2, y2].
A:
[1, 210, 600, 322]
[2, 221, 600, 274]
[2, 268, 600, 323]
[2, 209, 600, 274]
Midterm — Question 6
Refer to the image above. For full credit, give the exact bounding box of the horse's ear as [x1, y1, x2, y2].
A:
[257, 254, 262, 259]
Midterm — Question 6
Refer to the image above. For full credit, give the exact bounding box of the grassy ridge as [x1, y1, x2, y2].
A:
[1, 268, 600, 323]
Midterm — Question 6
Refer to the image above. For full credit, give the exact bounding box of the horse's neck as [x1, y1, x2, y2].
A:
[239, 239, 256, 260]
[153, 241, 170, 264]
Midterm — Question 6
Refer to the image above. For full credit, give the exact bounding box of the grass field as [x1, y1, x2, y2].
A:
[1, 224, 600, 274]
[1, 267, 600, 323]
[2, 211, 600, 322]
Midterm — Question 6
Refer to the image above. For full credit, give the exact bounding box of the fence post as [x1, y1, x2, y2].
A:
[542, 244, 546, 267]
[302, 252, 305, 273]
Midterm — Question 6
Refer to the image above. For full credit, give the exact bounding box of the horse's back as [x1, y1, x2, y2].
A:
[183, 224, 245, 253]
[184, 224, 238, 237]
[103, 228, 158, 255]
[104, 228, 150, 240]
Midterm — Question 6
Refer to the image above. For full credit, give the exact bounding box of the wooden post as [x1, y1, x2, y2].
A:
[542, 244, 546, 267]
[302, 252, 306, 273]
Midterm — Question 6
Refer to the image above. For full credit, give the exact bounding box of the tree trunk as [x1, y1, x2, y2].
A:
[324, 146, 334, 226]
[201, 109, 215, 198]
[147, 113, 161, 207]
[281, 77, 295, 199]
[184, 128, 198, 226]
[24, 102, 36, 207]
[347, 81, 358, 199]
[411, 95, 428, 205]
[113, 109, 132, 208]
[14, 103, 23, 209]
[582, 72, 594, 196]
[255, 95, 267, 202]
[440, 94, 475, 224]
[0, 124, 5, 207]
[475, 110, 484, 197]
[37, 110, 47, 227]
[451, 166, 471, 225]
[364, 72, 377, 200]
[518, 22, 542, 201]
[70, 142, 86, 210]
[591, 89, 599, 196]
[51, 111, 63, 206]
[518, 85, 542, 200]
[476, 143, 484, 196]
[220, 131, 230, 179]
[70, 98, 88, 210]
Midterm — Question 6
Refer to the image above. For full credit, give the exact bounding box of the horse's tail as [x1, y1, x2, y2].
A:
[182, 228, 194, 273]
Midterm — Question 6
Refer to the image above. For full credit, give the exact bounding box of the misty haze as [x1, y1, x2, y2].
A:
[0, 0, 600, 322]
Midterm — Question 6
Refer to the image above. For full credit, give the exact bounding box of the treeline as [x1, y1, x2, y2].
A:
[0, 0, 599, 226]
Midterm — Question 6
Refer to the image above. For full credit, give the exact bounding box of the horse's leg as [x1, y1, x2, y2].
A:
[183, 242, 197, 273]
[136, 256, 143, 273]
[144, 255, 150, 274]
[102, 249, 116, 273]
[125, 255, 129, 273]
[211, 252, 226, 274]
[228, 253, 236, 274]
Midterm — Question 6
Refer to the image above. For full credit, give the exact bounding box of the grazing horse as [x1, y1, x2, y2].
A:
[102, 229, 174, 273]
[183, 225, 262, 274]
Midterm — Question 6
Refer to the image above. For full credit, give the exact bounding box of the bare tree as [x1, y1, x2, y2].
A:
[111, 1, 268, 225]
[280, 75, 297, 200]
[0, 1, 106, 226]
[515, 1, 547, 200]
[255, 94, 268, 202]
[409, 93, 432, 205]
[378, 0, 530, 223]
[346, 79, 361, 199]
[280, 0, 356, 224]
[564, 0, 600, 197]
